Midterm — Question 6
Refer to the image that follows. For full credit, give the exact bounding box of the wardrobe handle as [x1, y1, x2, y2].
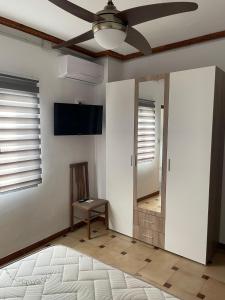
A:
[131, 155, 137, 166]
[168, 158, 171, 171]
[143, 220, 155, 224]
[142, 234, 153, 239]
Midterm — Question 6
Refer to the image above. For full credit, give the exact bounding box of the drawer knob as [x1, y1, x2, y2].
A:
[142, 234, 153, 239]
[142, 219, 155, 224]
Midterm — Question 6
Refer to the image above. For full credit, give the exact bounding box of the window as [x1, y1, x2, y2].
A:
[0, 74, 42, 193]
[137, 100, 156, 163]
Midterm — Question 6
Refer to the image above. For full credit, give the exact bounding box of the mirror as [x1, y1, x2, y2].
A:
[136, 79, 165, 214]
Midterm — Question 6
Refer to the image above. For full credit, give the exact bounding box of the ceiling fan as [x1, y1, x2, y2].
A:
[48, 0, 198, 55]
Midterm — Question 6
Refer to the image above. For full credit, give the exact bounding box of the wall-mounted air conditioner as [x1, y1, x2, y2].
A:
[58, 55, 104, 85]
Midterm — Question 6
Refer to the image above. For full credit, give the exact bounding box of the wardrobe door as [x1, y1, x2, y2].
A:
[165, 67, 216, 264]
[106, 79, 136, 237]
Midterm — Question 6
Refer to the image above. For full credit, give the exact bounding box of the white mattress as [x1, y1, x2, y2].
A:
[0, 245, 179, 299]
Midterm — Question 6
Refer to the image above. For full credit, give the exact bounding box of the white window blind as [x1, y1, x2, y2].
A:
[137, 100, 156, 162]
[0, 74, 42, 193]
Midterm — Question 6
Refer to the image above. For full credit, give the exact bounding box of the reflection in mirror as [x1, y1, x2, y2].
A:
[137, 80, 165, 213]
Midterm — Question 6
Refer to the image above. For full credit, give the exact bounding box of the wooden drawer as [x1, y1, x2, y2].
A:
[134, 225, 165, 248]
[135, 210, 165, 233]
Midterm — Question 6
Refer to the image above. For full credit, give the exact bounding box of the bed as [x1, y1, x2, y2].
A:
[0, 245, 179, 299]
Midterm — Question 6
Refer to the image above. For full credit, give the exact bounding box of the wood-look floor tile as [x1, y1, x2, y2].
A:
[170, 289, 201, 300]
[52, 236, 77, 248]
[88, 233, 113, 246]
[110, 253, 148, 274]
[175, 257, 206, 276]
[200, 278, 225, 300]
[111, 232, 133, 242]
[167, 269, 205, 298]
[204, 252, 225, 283]
[201, 275, 210, 280]
[196, 293, 206, 299]
[70, 227, 88, 237]
[71, 240, 102, 258]
[163, 282, 172, 288]
[49, 221, 225, 300]
[128, 242, 157, 260]
[138, 251, 179, 286]
[94, 248, 123, 267]
[91, 221, 106, 230]
[105, 236, 133, 253]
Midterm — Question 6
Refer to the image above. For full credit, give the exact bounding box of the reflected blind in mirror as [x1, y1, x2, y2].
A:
[137, 101, 156, 162]
[0, 74, 42, 193]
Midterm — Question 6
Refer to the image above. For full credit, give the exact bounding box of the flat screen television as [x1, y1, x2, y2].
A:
[54, 103, 103, 135]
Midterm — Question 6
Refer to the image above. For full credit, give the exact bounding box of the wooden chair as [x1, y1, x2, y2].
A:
[70, 162, 109, 239]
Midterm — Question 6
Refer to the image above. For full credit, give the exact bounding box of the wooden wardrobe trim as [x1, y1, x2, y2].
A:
[134, 74, 169, 218]
[206, 67, 225, 262]
[161, 74, 170, 218]
[133, 74, 170, 249]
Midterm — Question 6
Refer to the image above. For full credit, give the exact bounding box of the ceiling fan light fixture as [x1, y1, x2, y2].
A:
[49, 0, 198, 55]
[93, 23, 127, 50]
[94, 28, 126, 50]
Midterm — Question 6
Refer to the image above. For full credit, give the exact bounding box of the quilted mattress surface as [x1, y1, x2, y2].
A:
[0, 245, 179, 299]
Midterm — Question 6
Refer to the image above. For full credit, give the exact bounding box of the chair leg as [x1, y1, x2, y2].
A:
[87, 211, 91, 239]
[70, 205, 74, 232]
[105, 203, 109, 230]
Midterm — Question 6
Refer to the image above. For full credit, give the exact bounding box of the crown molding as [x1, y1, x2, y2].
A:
[1, 16, 225, 61]
[124, 30, 225, 60]
[0, 16, 97, 58]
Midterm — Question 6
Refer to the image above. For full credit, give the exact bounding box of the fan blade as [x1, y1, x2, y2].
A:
[53, 30, 94, 49]
[125, 27, 152, 55]
[48, 0, 103, 23]
[116, 2, 198, 26]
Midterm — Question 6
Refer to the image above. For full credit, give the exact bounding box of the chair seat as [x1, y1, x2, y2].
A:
[73, 198, 108, 211]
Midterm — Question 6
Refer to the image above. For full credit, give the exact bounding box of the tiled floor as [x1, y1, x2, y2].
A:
[49, 221, 225, 300]
[138, 194, 162, 212]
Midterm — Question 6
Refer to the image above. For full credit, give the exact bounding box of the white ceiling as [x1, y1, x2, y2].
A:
[0, 0, 225, 55]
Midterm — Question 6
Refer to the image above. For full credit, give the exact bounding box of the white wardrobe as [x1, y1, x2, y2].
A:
[106, 66, 225, 264]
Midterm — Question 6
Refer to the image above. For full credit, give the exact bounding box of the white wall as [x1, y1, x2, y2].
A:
[123, 39, 225, 79]
[121, 38, 225, 243]
[0, 34, 97, 258]
[94, 57, 124, 199]
[137, 80, 164, 199]
[93, 57, 109, 199]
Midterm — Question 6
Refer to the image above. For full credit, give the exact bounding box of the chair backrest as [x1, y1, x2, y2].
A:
[70, 162, 89, 203]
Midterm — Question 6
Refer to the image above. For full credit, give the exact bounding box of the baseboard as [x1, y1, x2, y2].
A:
[137, 191, 160, 202]
[0, 227, 70, 267]
[0, 216, 105, 267]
